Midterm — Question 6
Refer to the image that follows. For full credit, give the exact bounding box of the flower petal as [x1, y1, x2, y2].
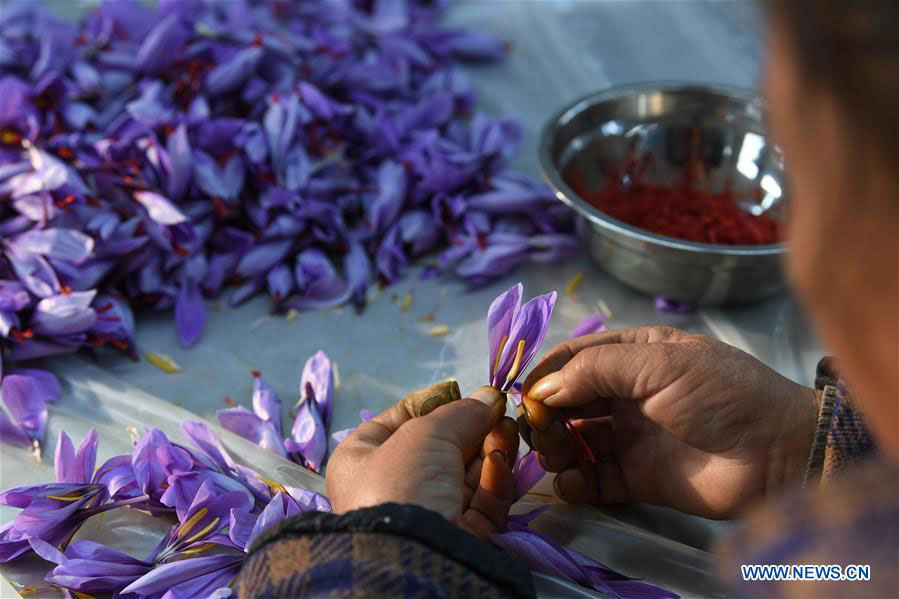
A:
[175, 278, 205, 348]
[134, 190, 188, 226]
[570, 313, 608, 338]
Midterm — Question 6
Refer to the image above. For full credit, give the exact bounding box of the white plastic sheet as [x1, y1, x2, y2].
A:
[1, 2, 825, 598]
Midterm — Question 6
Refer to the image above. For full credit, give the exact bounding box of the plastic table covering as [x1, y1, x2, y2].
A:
[0, 2, 825, 598]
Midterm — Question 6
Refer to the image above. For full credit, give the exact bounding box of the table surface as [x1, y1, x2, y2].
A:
[1, 2, 825, 598]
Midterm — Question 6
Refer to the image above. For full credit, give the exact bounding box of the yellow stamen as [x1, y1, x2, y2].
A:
[47, 494, 84, 502]
[180, 543, 214, 556]
[73, 592, 97, 599]
[183, 517, 221, 545]
[84, 493, 100, 509]
[504, 339, 527, 386]
[259, 477, 286, 494]
[492, 335, 509, 378]
[18, 588, 40, 596]
[177, 508, 208, 538]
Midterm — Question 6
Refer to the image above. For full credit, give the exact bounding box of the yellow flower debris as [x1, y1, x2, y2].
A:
[566, 272, 584, 301]
[426, 325, 451, 337]
[145, 351, 182, 373]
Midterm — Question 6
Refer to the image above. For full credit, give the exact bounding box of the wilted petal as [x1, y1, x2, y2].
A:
[570, 313, 607, 338]
[1, 373, 48, 443]
[368, 160, 407, 234]
[122, 553, 243, 596]
[0, 280, 30, 311]
[12, 369, 60, 403]
[205, 46, 263, 96]
[135, 13, 186, 74]
[31, 290, 97, 336]
[455, 238, 530, 285]
[344, 241, 370, 310]
[11, 228, 95, 264]
[166, 123, 192, 200]
[134, 190, 187, 226]
[0, 412, 30, 448]
[266, 264, 293, 301]
[236, 240, 292, 278]
[654, 297, 695, 314]
[175, 278, 205, 348]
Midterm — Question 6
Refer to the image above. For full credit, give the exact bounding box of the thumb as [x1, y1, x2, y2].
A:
[422, 386, 505, 462]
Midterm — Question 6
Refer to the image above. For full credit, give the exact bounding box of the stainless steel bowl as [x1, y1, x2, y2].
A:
[539, 83, 788, 306]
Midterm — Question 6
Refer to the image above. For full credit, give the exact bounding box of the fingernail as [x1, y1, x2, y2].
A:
[528, 371, 563, 402]
[552, 473, 565, 500]
[469, 385, 503, 407]
[522, 396, 554, 432]
[491, 449, 513, 470]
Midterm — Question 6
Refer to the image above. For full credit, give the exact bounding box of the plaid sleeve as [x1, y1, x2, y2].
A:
[805, 357, 875, 485]
[237, 503, 535, 599]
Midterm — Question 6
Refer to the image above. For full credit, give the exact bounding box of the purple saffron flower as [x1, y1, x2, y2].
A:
[179, 421, 271, 507]
[654, 297, 695, 314]
[154, 479, 252, 562]
[131, 428, 195, 509]
[486, 283, 557, 391]
[133, 190, 188, 226]
[218, 406, 287, 458]
[286, 396, 327, 473]
[570, 313, 608, 338]
[29, 537, 153, 594]
[122, 552, 244, 598]
[54, 429, 98, 484]
[512, 450, 545, 501]
[491, 506, 679, 599]
[300, 350, 334, 427]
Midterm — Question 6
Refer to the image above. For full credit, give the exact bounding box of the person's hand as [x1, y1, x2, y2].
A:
[326, 387, 520, 537]
[520, 327, 819, 519]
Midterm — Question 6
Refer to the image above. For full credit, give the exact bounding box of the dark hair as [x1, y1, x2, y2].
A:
[769, 1, 898, 166]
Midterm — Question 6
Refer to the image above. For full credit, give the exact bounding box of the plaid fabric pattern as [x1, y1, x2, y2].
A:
[811, 357, 875, 481]
[716, 357, 893, 598]
[717, 459, 898, 598]
[238, 531, 518, 599]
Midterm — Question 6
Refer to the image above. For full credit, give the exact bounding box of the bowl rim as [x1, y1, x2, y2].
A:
[538, 81, 788, 256]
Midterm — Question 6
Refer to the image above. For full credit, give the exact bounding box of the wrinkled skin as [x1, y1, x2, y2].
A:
[521, 327, 818, 519]
[327, 387, 521, 538]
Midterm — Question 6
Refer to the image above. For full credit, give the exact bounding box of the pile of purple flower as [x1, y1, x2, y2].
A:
[0, 422, 331, 597]
[0, 0, 575, 405]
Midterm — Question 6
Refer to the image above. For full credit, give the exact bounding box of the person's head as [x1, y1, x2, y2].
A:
[765, 1, 898, 456]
